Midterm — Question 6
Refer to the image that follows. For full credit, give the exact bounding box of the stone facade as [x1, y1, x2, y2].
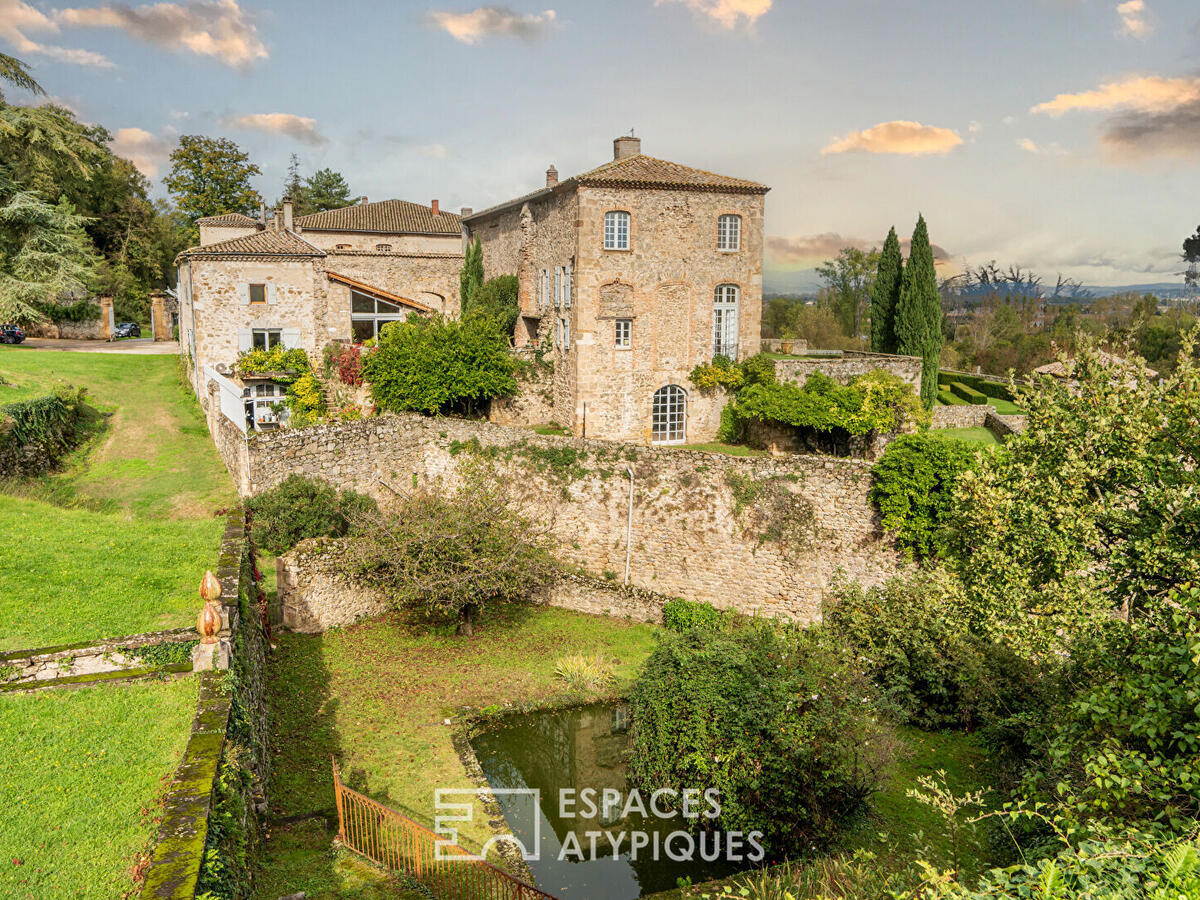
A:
[775, 351, 923, 392]
[467, 137, 768, 445]
[217, 411, 899, 622]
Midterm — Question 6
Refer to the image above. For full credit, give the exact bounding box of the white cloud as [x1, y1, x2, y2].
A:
[0, 0, 113, 67]
[655, 0, 771, 29]
[968, 121, 983, 135]
[109, 126, 174, 177]
[425, 6, 557, 44]
[822, 120, 964, 156]
[55, 0, 267, 70]
[1031, 75, 1200, 116]
[1117, 0, 1151, 37]
[225, 113, 327, 145]
[1017, 137, 1069, 155]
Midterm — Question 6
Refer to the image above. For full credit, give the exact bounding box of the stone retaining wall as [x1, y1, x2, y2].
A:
[775, 351, 924, 393]
[0, 628, 196, 689]
[235, 412, 898, 621]
[931, 405, 990, 428]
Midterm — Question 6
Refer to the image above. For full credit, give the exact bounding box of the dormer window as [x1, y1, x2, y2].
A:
[335, 243, 352, 250]
[603, 211, 630, 251]
[717, 215, 741, 251]
[376, 244, 392, 252]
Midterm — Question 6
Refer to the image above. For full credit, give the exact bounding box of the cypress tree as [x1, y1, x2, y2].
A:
[895, 215, 943, 408]
[459, 237, 484, 311]
[870, 226, 902, 353]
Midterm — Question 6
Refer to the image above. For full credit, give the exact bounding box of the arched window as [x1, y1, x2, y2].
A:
[717, 214, 741, 251]
[713, 284, 740, 359]
[651, 385, 687, 444]
[603, 211, 631, 250]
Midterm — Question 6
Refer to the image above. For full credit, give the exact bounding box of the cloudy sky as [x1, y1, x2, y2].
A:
[4, 0, 1200, 288]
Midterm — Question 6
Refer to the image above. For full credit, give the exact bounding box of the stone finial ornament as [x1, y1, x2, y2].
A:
[197, 570, 222, 644]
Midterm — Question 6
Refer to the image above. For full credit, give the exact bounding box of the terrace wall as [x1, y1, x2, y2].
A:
[774, 351, 923, 392]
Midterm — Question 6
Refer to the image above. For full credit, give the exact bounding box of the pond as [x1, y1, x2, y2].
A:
[471, 701, 750, 900]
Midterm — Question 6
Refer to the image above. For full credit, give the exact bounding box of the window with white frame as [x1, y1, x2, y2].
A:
[243, 381, 286, 429]
[615, 318, 632, 349]
[717, 214, 742, 251]
[350, 290, 405, 342]
[564, 262, 572, 308]
[651, 385, 686, 444]
[713, 284, 740, 359]
[252, 327, 282, 350]
[603, 211, 630, 250]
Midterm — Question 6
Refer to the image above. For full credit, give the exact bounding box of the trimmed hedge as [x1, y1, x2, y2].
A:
[938, 370, 1015, 402]
[950, 381, 988, 405]
[938, 388, 966, 406]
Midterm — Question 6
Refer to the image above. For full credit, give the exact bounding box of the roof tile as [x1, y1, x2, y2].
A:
[296, 199, 461, 235]
[182, 229, 325, 259]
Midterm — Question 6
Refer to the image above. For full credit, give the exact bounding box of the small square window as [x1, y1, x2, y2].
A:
[251, 328, 282, 350]
[248, 283, 267, 304]
[376, 244, 392, 252]
[615, 319, 632, 349]
[335, 243, 352, 250]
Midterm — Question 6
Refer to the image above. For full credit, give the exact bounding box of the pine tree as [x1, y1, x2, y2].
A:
[304, 168, 352, 213]
[459, 236, 483, 311]
[870, 226, 902, 354]
[895, 215, 943, 408]
[282, 153, 307, 213]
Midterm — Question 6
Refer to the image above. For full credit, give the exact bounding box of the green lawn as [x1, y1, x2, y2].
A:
[0, 678, 199, 900]
[933, 426, 1001, 447]
[0, 347, 235, 519]
[0, 496, 222, 650]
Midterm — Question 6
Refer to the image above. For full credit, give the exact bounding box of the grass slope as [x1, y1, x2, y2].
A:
[0, 678, 199, 900]
[933, 426, 1001, 447]
[0, 496, 221, 650]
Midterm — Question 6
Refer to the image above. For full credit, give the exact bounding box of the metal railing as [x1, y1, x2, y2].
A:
[332, 760, 558, 900]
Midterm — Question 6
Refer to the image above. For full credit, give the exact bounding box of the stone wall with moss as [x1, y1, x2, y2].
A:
[239, 413, 898, 622]
[139, 511, 270, 900]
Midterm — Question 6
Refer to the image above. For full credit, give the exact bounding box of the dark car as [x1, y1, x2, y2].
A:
[0, 323, 25, 344]
[112, 322, 142, 339]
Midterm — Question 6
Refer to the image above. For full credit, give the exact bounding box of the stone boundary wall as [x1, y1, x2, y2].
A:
[278, 540, 674, 631]
[0, 628, 196, 689]
[931, 405, 990, 428]
[775, 352, 924, 393]
[237, 413, 898, 621]
[25, 319, 106, 340]
[140, 511, 270, 900]
[761, 338, 808, 354]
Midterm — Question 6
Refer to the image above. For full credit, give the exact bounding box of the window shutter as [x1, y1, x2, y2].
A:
[238, 284, 251, 306]
[237, 329, 252, 352]
[281, 328, 302, 349]
[564, 264, 572, 308]
[267, 284, 278, 305]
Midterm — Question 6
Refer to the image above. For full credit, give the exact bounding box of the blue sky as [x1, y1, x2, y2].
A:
[4, 0, 1200, 287]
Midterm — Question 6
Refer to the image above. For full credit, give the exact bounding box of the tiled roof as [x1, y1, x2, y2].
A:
[180, 229, 325, 259]
[464, 153, 768, 221]
[574, 154, 769, 193]
[196, 213, 261, 227]
[296, 199, 461, 235]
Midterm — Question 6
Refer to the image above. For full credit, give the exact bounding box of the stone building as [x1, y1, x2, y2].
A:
[465, 136, 768, 444]
[177, 198, 464, 427]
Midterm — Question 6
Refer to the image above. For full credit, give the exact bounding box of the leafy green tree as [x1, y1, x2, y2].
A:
[246, 474, 376, 555]
[0, 190, 101, 323]
[459, 236, 483, 311]
[465, 274, 519, 337]
[304, 168, 352, 213]
[816, 246, 879, 338]
[163, 135, 261, 233]
[871, 226, 902, 353]
[0, 52, 43, 102]
[896, 215, 944, 407]
[361, 313, 517, 416]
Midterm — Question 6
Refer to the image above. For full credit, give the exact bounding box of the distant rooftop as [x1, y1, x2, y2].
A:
[296, 199, 461, 235]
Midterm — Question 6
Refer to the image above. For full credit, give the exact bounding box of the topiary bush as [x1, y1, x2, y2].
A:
[246, 475, 377, 555]
[662, 597, 725, 632]
[628, 622, 894, 858]
[870, 431, 979, 561]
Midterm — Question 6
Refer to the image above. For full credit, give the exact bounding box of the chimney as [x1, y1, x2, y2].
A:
[282, 198, 294, 231]
[272, 206, 282, 232]
[613, 135, 641, 160]
[546, 165, 559, 188]
[259, 202, 266, 226]
[359, 196, 368, 205]
[460, 206, 473, 217]
[431, 199, 440, 216]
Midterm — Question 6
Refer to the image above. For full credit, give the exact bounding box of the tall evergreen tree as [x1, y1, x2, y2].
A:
[459, 236, 483, 309]
[870, 226, 902, 353]
[305, 168, 353, 213]
[895, 215, 943, 408]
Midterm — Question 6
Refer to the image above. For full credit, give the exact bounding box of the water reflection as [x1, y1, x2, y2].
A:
[471, 702, 744, 899]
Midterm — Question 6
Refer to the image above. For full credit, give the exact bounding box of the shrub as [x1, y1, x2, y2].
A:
[824, 570, 1043, 731]
[236, 346, 310, 376]
[628, 622, 894, 858]
[361, 314, 518, 416]
[937, 370, 1016, 403]
[334, 343, 363, 386]
[465, 274, 520, 337]
[690, 356, 746, 393]
[246, 475, 377, 555]
[285, 371, 325, 425]
[950, 381, 987, 405]
[554, 654, 615, 692]
[870, 432, 978, 561]
[662, 597, 725, 632]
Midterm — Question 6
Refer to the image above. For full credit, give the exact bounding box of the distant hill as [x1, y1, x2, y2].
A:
[763, 268, 822, 296]
[1082, 282, 1192, 299]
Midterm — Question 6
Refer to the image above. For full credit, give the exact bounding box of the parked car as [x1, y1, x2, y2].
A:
[0, 323, 25, 344]
[112, 322, 142, 339]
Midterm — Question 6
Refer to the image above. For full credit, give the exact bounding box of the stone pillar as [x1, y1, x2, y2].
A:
[98, 296, 114, 341]
[150, 292, 169, 341]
